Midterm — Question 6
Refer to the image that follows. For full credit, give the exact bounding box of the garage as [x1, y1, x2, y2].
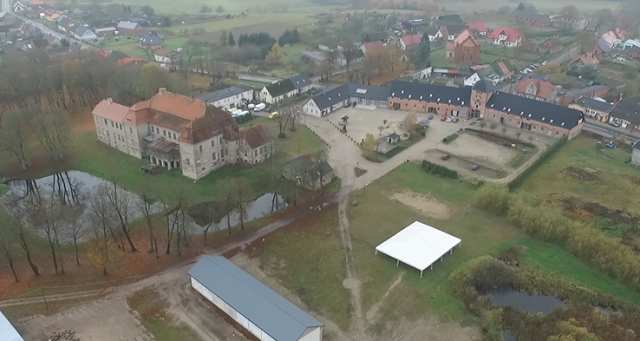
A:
[189, 256, 325, 341]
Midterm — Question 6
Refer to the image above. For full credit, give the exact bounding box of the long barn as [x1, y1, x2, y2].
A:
[189, 256, 324, 341]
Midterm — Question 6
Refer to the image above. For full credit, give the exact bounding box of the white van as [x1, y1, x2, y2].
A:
[247, 103, 255, 110]
[239, 111, 250, 117]
[254, 103, 266, 111]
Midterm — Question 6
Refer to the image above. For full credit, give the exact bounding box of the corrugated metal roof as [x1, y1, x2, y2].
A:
[0, 312, 24, 341]
[188, 256, 324, 341]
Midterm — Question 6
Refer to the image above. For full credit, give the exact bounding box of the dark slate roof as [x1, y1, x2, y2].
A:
[596, 37, 611, 53]
[107, 50, 126, 62]
[265, 79, 295, 97]
[437, 13, 464, 25]
[574, 96, 614, 113]
[610, 95, 640, 125]
[309, 83, 390, 111]
[290, 74, 312, 90]
[445, 24, 466, 36]
[198, 84, 254, 103]
[389, 80, 472, 107]
[563, 85, 608, 99]
[513, 11, 549, 21]
[423, 27, 440, 36]
[593, 76, 625, 89]
[189, 256, 324, 341]
[284, 155, 334, 181]
[473, 79, 497, 93]
[486, 91, 584, 129]
[302, 50, 326, 62]
[139, 32, 163, 45]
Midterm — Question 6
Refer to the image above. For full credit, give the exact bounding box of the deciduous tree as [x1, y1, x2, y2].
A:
[266, 43, 285, 60]
[0, 108, 31, 170]
[0, 229, 20, 282]
[402, 111, 417, 131]
[361, 133, 376, 159]
[105, 180, 137, 252]
[558, 5, 580, 29]
[28, 107, 71, 162]
[232, 178, 251, 229]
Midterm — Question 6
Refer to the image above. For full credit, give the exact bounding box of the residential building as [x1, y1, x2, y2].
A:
[401, 19, 429, 32]
[608, 95, 640, 131]
[625, 45, 640, 59]
[43, 9, 62, 22]
[259, 80, 295, 104]
[512, 11, 550, 26]
[303, 83, 389, 117]
[439, 24, 466, 41]
[189, 256, 324, 341]
[198, 84, 255, 111]
[423, 27, 440, 42]
[301, 50, 328, 66]
[385, 80, 584, 138]
[117, 20, 140, 35]
[593, 76, 626, 90]
[282, 155, 335, 190]
[488, 27, 523, 47]
[568, 96, 614, 123]
[139, 32, 163, 49]
[537, 37, 563, 55]
[95, 27, 117, 36]
[464, 60, 513, 86]
[72, 24, 97, 41]
[437, 13, 464, 25]
[466, 22, 488, 36]
[289, 74, 313, 94]
[359, 41, 384, 56]
[513, 77, 558, 102]
[56, 15, 75, 33]
[568, 53, 599, 72]
[557, 85, 609, 107]
[154, 48, 179, 68]
[398, 34, 421, 50]
[594, 36, 612, 55]
[632, 141, 640, 167]
[335, 48, 364, 66]
[445, 29, 480, 64]
[91, 89, 274, 180]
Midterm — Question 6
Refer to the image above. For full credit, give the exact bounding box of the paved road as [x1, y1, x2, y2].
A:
[1, 0, 10, 12]
[584, 122, 640, 143]
[552, 46, 580, 65]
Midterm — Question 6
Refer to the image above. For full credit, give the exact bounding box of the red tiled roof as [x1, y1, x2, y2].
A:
[97, 49, 110, 58]
[470, 64, 490, 71]
[496, 61, 510, 75]
[488, 27, 522, 42]
[124, 100, 149, 126]
[362, 41, 383, 54]
[466, 22, 487, 33]
[117, 57, 146, 66]
[400, 34, 421, 46]
[242, 125, 273, 149]
[571, 53, 599, 66]
[93, 99, 130, 123]
[515, 78, 556, 99]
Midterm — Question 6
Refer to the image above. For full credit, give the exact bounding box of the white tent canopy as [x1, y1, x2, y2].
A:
[375, 221, 461, 277]
[0, 311, 24, 341]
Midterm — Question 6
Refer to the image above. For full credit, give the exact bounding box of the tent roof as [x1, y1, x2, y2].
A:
[0, 312, 24, 341]
[375, 221, 461, 271]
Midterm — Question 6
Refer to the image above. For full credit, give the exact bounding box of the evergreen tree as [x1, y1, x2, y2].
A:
[416, 33, 431, 67]
[228, 32, 236, 47]
[516, 2, 525, 11]
[292, 28, 300, 43]
[219, 30, 228, 47]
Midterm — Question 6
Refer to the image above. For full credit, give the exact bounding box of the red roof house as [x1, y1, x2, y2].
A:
[569, 53, 599, 71]
[398, 34, 421, 50]
[360, 41, 384, 56]
[514, 77, 558, 102]
[488, 27, 523, 47]
[466, 22, 488, 35]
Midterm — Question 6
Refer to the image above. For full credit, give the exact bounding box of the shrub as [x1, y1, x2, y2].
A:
[465, 128, 535, 148]
[234, 113, 254, 124]
[442, 133, 459, 144]
[507, 136, 568, 191]
[474, 185, 512, 216]
[449, 256, 516, 300]
[422, 160, 458, 179]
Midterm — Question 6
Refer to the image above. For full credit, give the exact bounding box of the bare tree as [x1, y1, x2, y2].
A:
[289, 108, 301, 132]
[136, 192, 156, 253]
[105, 180, 137, 252]
[221, 185, 235, 235]
[489, 122, 498, 132]
[25, 188, 67, 275]
[0, 108, 31, 169]
[162, 201, 175, 255]
[0, 230, 20, 282]
[3, 192, 40, 276]
[479, 121, 486, 130]
[200, 202, 219, 247]
[275, 105, 294, 138]
[402, 111, 417, 132]
[232, 178, 251, 229]
[61, 205, 84, 266]
[88, 184, 115, 276]
[27, 107, 71, 162]
[342, 45, 360, 72]
[311, 150, 330, 195]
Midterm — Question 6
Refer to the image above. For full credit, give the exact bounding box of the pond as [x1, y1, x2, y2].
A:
[502, 331, 517, 341]
[483, 289, 567, 314]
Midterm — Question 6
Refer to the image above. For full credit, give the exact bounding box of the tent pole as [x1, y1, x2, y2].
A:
[420, 270, 423, 278]
[396, 259, 399, 266]
[430, 264, 433, 270]
[375, 249, 377, 255]
[440, 257, 443, 262]
[450, 249, 453, 255]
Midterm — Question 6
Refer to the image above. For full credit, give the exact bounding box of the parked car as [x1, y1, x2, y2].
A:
[254, 103, 266, 111]
[269, 112, 279, 119]
[441, 154, 451, 160]
[609, 121, 621, 127]
[247, 103, 255, 110]
[471, 164, 480, 171]
[428, 114, 434, 120]
[533, 63, 541, 67]
[524, 68, 533, 73]
[446, 117, 454, 122]
[542, 61, 548, 66]
[452, 117, 459, 123]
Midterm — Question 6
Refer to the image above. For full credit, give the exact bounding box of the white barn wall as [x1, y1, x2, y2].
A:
[299, 327, 322, 341]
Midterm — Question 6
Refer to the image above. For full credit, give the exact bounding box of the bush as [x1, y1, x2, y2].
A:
[507, 136, 568, 191]
[422, 160, 458, 179]
[234, 113, 254, 124]
[442, 133, 459, 144]
[465, 128, 535, 148]
[449, 256, 516, 300]
[474, 185, 512, 216]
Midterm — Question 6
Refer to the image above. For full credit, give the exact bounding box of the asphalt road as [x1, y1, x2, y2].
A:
[583, 122, 639, 143]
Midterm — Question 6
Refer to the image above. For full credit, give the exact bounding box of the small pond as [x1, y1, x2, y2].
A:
[502, 330, 517, 341]
[483, 289, 567, 314]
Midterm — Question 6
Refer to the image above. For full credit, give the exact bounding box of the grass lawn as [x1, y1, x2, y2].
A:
[95, 36, 187, 59]
[517, 135, 640, 213]
[242, 117, 326, 157]
[167, 13, 317, 36]
[127, 289, 202, 341]
[254, 206, 352, 330]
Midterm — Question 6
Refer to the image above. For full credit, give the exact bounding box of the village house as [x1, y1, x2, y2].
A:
[398, 34, 421, 51]
[513, 77, 558, 103]
[466, 22, 488, 36]
[537, 37, 563, 55]
[301, 50, 328, 66]
[303, 82, 389, 117]
[259, 74, 312, 104]
[72, 24, 97, 41]
[198, 84, 255, 111]
[464, 60, 514, 86]
[95, 27, 117, 37]
[557, 85, 610, 107]
[608, 95, 640, 131]
[401, 19, 429, 32]
[437, 13, 464, 25]
[445, 29, 481, 64]
[154, 48, 179, 69]
[282, 155, 335, 190]
[423, 27, 440, 42]
[488, 27, 523, 47]
[512, 11, 550, 27]
[117, 20, 140, 35]
[91, 89, 274, 180]
[568, 53, 599, 72]
[439, 24, 466, 41]
[56, 15, 76, 33]
[359, 41, 384, 57]
[625, 45, 640, 59]
[139, 31, 163, 49]
[568, 96, 614, 123]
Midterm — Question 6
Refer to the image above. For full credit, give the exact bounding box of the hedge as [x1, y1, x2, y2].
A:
[421, 160, 458, 179]
[234, 113, 255, 124]
[507, 136, 568, 191]
[442, 133, 459, 144]
[465, 128, 535, 148]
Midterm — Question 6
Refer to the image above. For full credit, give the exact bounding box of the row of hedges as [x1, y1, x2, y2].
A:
[234, 113, 255, 124]
[442, 133, 459, 144]
[465, 128, 536, 148]
[421, 160, 458, 179]
[507, 136, 568, 191]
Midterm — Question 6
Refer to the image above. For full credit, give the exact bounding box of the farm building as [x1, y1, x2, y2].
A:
[0, 311, 24, 341]
[189, 256, 324, 341]
[375, 221, 461, 277]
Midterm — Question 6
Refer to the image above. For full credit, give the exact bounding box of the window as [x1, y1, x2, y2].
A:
[199, 145, 203, 152]
[111, 121, 114, 127]
[185, 159, 190, 165]
[254, 150, 257, 157]
[104, 118, 107, 125]
[211, 140, 215, 147]
[163, 130, 167, 137]
[173, 133, 176, 139]
[212, 152, 217, 160]
[130, 127, 133, 133]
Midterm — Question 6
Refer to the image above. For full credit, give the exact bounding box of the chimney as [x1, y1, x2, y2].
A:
[159, 88, 167, 95]
[106, 97, 112, 104]
[189, 95, 195, 101]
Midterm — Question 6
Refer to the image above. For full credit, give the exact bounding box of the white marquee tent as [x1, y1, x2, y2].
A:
[375, 221, 461, 277]
[0, 311, 24, 341]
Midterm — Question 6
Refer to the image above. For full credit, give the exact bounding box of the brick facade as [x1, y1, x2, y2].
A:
[388, 98, 470, 117]
[484, 108, 582, 138]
